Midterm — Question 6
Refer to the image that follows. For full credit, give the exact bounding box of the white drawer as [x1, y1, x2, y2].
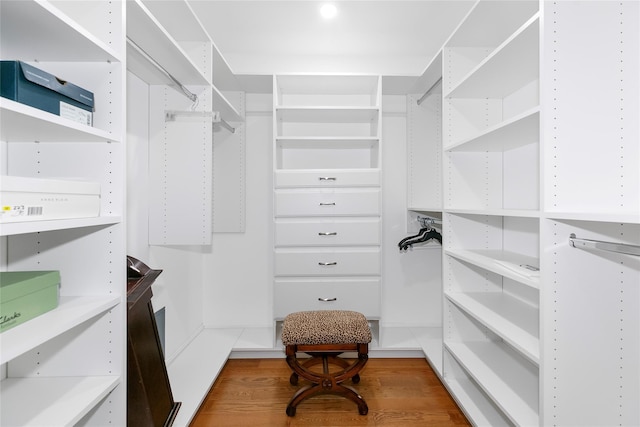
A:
[275, 188, 380, 217]
[275, 218, 380, 247]
[275, 169, 380, 188]
[274, 278, 381, 319]
[274, 248, 380, 276]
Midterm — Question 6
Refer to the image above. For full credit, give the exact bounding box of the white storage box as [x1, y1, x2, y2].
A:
[1, 176, 100, 222]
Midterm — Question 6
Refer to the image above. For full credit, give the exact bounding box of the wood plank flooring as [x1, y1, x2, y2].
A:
[190, 358, 470, 427]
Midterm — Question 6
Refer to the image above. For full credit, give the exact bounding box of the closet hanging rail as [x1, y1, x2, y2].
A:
[127, 37, 198, 103]
[216, 118, 236, 134]
[417, 215, 442, 228]
[416, 77, 443, 105]
[569, 233, 640, 256]
[165, 110, 236, 134]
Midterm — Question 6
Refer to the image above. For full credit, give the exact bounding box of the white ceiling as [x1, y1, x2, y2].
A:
[188, 0, 474, 76]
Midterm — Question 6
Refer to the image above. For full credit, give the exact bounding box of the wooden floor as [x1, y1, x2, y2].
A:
[190, 358, 470, 427]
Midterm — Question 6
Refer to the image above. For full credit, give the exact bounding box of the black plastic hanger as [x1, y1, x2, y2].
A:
[397, 227, 430, 249]
[399, 228, 442, 251]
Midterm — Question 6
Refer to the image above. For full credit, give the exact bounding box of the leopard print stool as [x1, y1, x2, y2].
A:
[281, 310, 372, 416]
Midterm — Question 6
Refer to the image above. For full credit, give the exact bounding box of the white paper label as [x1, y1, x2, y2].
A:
[60, 101, 93, 126]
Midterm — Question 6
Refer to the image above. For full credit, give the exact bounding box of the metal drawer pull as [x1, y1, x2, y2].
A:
[319, 202, 336, 206]
[318, 232, 337, 236]
[318, 297, 337, 302]
[318, 261, 337, 266]
[319, 177, 337, 181]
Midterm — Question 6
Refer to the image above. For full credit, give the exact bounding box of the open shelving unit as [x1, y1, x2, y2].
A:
[406, 2, 640, 426]
[445, 340, 538, 426]
[0, 0, 127, 425]
[439, 1, 541, 424]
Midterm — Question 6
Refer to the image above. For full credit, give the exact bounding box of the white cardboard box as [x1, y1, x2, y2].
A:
[1, 176, 100, 223]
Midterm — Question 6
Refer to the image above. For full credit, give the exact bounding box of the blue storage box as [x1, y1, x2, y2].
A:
[0, 61, 94, 126]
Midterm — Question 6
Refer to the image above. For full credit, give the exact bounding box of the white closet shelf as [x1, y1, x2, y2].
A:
[409, 327, 443, 376]
[212, 86, 243, 123]
[444, 377, 511, 427]
[0, 295, 120, 364]
[126, 0, 208, 86]
[445, 1, 539, 48]
[276, 75, 380, 97]
[0, 0, 122, 62]
[276, 136, 379, 149]
[140, 0, 209, 45]
[445, 248, 540, 289]
[544, 211, 640, 225]
[0, 99, 119, 143]
[445, 292, 539, 364]
[445, 107, 540, 152]
[408, 207, 444, 214]
[167, 328, 244, 427]
[446, 14, 539, 99]
[445, 341, 539, 427]
[276, 107, 379, 123]
[445, 208, 539, 218]
[0, 375, 120, 427]
[0, 216, 122, 237]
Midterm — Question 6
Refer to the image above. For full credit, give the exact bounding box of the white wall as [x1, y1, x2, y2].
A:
[203, 93, 274, 328]
[126, 72, 206, 361]
[381, 95, 442, 327]
[126, 73, 151, 262]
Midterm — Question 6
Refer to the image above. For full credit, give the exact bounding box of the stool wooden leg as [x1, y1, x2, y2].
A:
[289, 372, 298, 385]
[285, 344, 369, 416]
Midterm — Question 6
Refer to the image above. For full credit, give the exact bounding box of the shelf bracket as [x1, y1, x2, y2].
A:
[165, 110, 236, 134]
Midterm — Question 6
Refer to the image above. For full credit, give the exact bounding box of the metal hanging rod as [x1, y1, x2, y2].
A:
[416, 77, 443, 105]
[216, 118, 236, 134]
[165, 110, 236, 134]
[127, 37, 198, 103]
[417, 215, 442, 228]
[569, 233, 640, 257]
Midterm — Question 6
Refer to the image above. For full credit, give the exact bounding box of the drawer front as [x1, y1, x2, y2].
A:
[275, 219, 380, 247]
[275, 169, 381, 188]
[274, 248, 380, 276]
[275, 188, 380, 217]
[274, 279, 381, 318]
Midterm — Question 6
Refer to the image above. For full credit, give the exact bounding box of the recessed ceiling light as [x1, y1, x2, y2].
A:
[320, 3, 337, 19]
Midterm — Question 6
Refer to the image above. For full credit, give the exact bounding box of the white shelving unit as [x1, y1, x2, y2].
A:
[440, 1, 541, 424]
[272, 74, 382, 331]
[0, 1, 126, 425]
[406, 1, 640, 426]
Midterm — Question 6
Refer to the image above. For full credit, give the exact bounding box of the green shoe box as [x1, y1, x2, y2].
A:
[0, 271, 60, 333]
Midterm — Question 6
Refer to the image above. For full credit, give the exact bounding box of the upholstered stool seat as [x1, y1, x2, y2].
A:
[281, 310, 372, 416]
